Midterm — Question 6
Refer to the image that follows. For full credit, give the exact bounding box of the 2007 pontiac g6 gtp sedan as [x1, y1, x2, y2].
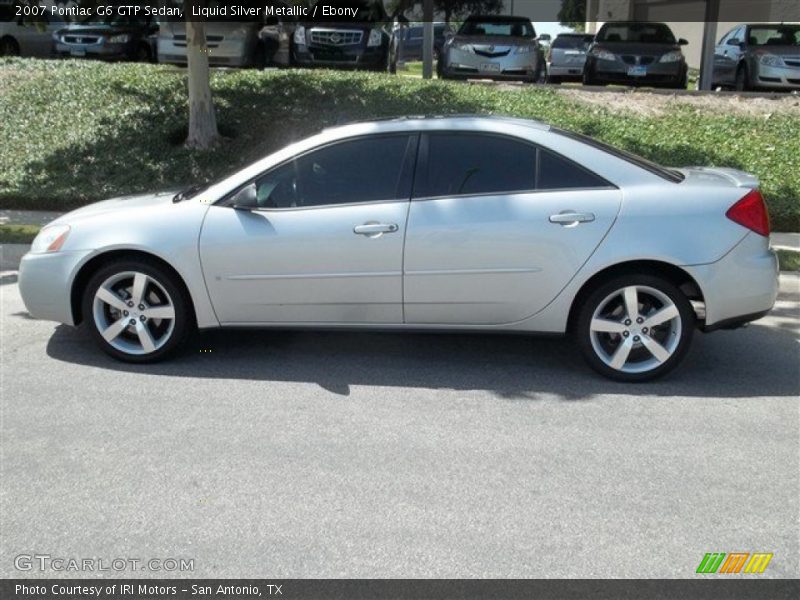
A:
[19, 116, 779, 381]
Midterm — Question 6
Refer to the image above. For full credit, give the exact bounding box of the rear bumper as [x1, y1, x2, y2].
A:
[547, 63, 584, 78]
[685, 232, 779, 329]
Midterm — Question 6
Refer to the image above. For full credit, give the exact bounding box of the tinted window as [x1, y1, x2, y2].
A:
[748, 25, 800, 47]
[597, 23, 676, 44]
[537, 150, 609, 190]
[254, 135, 412, 209]
[552, 35, 594, 49]
[422, 134, 537, 197]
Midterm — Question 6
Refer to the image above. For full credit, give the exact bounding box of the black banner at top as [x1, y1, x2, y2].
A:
[14, 0, 800, 24]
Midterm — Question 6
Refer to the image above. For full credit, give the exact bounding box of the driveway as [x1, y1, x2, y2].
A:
[0, 274, 797, 578]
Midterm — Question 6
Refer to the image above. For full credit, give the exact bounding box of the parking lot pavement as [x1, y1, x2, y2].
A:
[0, 275, 797, 579]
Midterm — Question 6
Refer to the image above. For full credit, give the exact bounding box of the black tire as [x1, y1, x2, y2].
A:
[574, 274, 695, 382]
[735, 64, 750, 92]
[547, 74, 561, 85]
[0, 36, 20, 57]
[582, 68, 600, 86]
[135, 43, 151, 63]
[81, 259, 194, 363]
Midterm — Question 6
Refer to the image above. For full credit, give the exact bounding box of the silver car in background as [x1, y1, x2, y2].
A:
[546, 32, 595, 83]
[18, 117, 778, 382]
[0, 5, 63, 57]
[713, 23, 800, 91]
[439, 15, 543, 82]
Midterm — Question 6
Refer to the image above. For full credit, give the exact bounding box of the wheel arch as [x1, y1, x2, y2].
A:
[0, 35, 20, 54]
[70, 249, 197, 327]
[566, 260, 705, 333]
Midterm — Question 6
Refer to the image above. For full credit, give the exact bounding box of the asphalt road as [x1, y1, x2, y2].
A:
[1, 274, 798, 579]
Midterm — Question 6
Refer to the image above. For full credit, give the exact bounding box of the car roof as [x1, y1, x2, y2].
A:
[323, 115, 551, 135]
[464, 15, 532, 22]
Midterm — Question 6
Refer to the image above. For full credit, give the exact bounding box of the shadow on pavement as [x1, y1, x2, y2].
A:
[44, 319, 799, 400]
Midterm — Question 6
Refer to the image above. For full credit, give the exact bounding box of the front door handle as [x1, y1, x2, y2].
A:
[549, 211, 595, 226]
[353, 222, 399, 236]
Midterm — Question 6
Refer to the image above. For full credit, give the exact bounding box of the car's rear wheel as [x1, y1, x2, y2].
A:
[575, 275, 694, 382]
[82, 260, 193, 363]
[0, 36, 20, 56]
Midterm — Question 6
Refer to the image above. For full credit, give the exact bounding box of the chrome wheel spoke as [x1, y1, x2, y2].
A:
[135, 321, 157, 353]
[643, 304, 679, 328]
[609, 336, 634, 370]
[640, 334, 671, 363]
[96, 286, 128, 311]
[623, 286, 639, 321]
[101, 318, 128, 342]
[131, 273, 149, 306]
[591, 317, 627, 333]
[143, 305, 175, 320]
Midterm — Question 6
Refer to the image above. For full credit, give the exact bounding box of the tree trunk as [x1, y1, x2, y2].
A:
[185, 18, 218, 149]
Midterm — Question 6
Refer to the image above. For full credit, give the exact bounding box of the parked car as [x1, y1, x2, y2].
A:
[53, 15, 158, 62]
[18, 116, 778, 381]
[390, 22, 451, 67]
[713, 23, 800, 91]
[158, 1, 294, 68]
[292, 0, 392, 71]
[583, 21, 688, 88]
[0, 3, 63, 57]
[546, 32, 595, 83]
[438, 15, 543, 82]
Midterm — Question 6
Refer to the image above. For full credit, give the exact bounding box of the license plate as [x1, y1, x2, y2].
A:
[70, 49, 86, 57]
[627, 65, 647, 77]
[479, 63, 501, 73]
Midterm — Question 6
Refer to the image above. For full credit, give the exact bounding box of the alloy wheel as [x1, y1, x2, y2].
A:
[589, 285, 682, 375]
[92, 271, 176, 356]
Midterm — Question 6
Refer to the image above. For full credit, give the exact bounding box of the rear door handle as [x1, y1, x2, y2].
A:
[353, 223, 399, 236]
[549, 211, 595, 226]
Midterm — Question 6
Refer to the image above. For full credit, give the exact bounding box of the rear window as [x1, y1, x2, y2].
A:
[553, 129, 685, 183]
[552, 35, 594, 49]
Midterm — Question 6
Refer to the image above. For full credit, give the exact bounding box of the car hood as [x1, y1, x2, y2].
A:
[594, 41, 681, 55]
[52, 190, 181, 225]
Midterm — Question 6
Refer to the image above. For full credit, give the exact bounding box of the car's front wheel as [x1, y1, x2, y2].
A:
[82, 259, 193, 362]
[575, 275, 695, 382]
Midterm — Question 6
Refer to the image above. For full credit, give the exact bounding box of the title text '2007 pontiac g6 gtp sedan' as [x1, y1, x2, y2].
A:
[19, 117, 778, 381]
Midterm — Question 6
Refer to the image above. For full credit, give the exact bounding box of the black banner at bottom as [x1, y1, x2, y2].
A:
[2, 579, 799, 600]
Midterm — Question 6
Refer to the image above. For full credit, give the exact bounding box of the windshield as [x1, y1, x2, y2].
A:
[459, 19, 535, 38]
[597, 23, 676, 44]
[748, 25, 800, 47]
[552, 35, 595, 50]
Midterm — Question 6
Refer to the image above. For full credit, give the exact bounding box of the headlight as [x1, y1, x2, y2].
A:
[453, 43, 472, 53]
[515, 45, 534, 54]
[591, 47, 616, 61]
[760, 53, 784, 67]
[367, 28, 383, 47]
[659, 51, 683, 63]
[293, 26, 306, 45]
[107, 34, 130, 44]
[30, 224, 70, 254]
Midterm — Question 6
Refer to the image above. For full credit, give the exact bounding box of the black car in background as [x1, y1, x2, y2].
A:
[53, 15, 158, 61]
[292, 0, 392, 71]
[390, 22, 452, 66]
[583, 21, 688, 88]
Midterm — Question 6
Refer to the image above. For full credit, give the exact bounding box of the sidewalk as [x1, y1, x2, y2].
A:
[0, 209, 63, 227]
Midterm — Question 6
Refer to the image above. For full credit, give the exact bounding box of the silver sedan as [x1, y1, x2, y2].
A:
[19, 117, 779, 381]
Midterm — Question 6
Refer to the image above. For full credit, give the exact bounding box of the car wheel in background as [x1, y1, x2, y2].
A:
[735, 64, 751, 91]
[82, 259, 194, 363]
[135, 43, 151, 62]
[575, 275, 695, 382]
[0, 37, 20, 56]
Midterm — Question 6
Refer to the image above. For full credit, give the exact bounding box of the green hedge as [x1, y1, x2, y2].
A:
[1, 58, 797, 231]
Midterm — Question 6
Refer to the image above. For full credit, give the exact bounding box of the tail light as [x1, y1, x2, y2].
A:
[725, 189, 770, 237]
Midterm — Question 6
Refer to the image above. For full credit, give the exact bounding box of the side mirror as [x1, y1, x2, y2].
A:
[678, 38, 689, 46]
[539, 33, 551, 41]
[230, 183, 258, 210]
[726, 38, 740, 46]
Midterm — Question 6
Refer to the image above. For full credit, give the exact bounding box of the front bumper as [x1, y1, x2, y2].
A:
[157, 39, 252, 67]
[293, 44, 386, 68]
[684, 232, 779, 329]
[18, 250, 94, 326]
[754, 63, 800, 90]
[587, 56, 685, 85]
[443, 47, 538, 80]
[54, 40, 134, 60]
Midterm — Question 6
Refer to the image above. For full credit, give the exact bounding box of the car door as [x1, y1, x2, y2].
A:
[199, 134, 417, 324]
[715, 26, 744, 85]
[403, 132, 621, 325]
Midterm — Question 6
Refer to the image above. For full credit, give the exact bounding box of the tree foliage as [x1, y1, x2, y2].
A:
[558, 0, 586, 31]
